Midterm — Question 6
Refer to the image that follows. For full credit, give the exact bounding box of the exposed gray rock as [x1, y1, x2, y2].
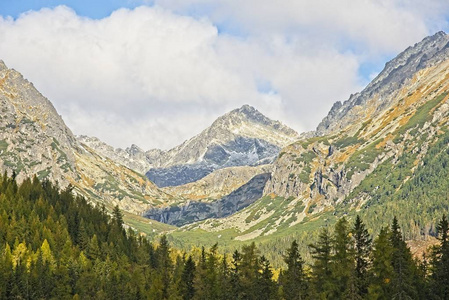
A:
[80, 104, 299, 187]
[144, 173, 271, 226]
[0, 60, 79, 184]
[317, 31, 449, 136]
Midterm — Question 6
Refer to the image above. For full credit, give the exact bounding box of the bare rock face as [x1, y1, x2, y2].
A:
[162, 164, 272, 201]
[317, 31, 449, 136]
[0, 60, 78, 184]
[144, 173, 271, 226]
[265, 31, 449, 214]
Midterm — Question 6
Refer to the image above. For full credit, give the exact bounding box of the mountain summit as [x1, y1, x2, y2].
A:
[0, 60, 173, 214]
[80, 105, 299, 187]
[317, 31, 449, 135]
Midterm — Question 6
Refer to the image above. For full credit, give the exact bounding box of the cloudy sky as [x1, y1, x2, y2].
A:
[1, 1, 448, 150]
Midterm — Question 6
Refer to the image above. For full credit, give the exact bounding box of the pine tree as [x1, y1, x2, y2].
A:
[430, 215, 449, 299]
[279, 240, 308, 300]
[257, 256, 277, 300]
[156, 235, 172, 300]
[389, 217, 418, 299]
[309, 226, 334, 298]
[217, 254, 230, 300]
[240, 242, 260, 299]
[368, 227, 394, 299]
[333, 217, 353, 298]
[87, 234, 101, 260]
[230, 250, 243, 299]
[112, 205, 124, 228]
[180, 255, 196, 300]
[352, 215, 372, 296]
[77, 220, 89, 251]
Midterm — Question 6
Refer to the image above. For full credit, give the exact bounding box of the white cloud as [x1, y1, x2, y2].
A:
[155, 0, 449, 53]
[0, 3, 447, 149]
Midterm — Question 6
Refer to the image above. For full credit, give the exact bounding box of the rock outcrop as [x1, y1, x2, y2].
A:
[144, 173, 271, 226]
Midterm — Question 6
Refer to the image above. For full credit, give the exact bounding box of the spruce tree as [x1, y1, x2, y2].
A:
[230, 250, 243, 299]
[257, 256, 277, 300]
[156, 235, 172, 300]
[352, 215, 371, 296]
[333, 217, 353, 298]
[180, 255, 196, 300]
[280, 240, 308, 300]
[368, 227, 394, 299]
[309, 226, 334, 298]
[112, 205, 124, 228]
[389, 217, 418, 299]
[430, 215, 449, 299]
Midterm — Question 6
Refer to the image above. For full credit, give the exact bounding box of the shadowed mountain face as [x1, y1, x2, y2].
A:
[144, 173, 271, 226]
[146, 136, 279, 187]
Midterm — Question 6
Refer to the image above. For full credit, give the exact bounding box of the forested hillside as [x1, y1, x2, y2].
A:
[1, 174, 449, 299]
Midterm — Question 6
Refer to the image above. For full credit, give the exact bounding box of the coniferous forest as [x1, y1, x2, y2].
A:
[1, 173, 449, 299]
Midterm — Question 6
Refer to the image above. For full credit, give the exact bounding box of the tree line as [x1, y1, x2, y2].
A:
[0, 173, 449, 299]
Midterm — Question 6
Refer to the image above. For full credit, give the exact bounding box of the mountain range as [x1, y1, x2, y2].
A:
[79, 104, 299, 187]
[167, 31, 449, 252]
[1, 31, 449, 255]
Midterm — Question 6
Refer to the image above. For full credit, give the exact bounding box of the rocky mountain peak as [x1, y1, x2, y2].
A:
[222, 104, 268, 124]
[210, 104, 299, 144]
[317, 31, 449, 135]
[0, 60, 79, 184]
[367, 31, 448, 92]
[0, 60, 7, 71]
[233, 104, 265, 121]
[128, 144, 144, 155]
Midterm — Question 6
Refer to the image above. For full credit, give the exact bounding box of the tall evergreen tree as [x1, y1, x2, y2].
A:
[389, 217, 418, 299]
[368, 227, 394, 299]
[309, 226, 334, 298]
[279, 240, 308, 300]
[112, 205, 124, 228]
[352, 215, 372, 296]
[217, 254, 230, 300]
[240, 242, 259, 299]
[257, 256, 277, 300]
[180, 255, 196, 300]
[430, 215, 449, 299]
[333, 217, 354, 298]
[230, 250, 243, 299]
[156, 235, 172, 300]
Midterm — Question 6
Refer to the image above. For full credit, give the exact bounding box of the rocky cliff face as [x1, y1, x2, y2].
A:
[0, 60, 78, 184]
[162, 164, 272, 202]
[317, 31, 449, 136]
[265, 32, 449, 212]
[144, 173, 271, 226]
[80, 105, 299, 187]
[0, 61, 174, 215]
